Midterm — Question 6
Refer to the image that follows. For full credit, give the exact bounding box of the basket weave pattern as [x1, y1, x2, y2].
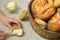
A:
[28, 0, 60, 39]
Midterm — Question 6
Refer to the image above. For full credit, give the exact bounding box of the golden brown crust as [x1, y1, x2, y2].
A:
[34, 18, 47, 29]
[54, 0, 60, 7]
[31, 0, 60, 32]
[48, 13, 59, 23]
[48, 0, 54, 5]
[31, 0, 56, 20]
[36, 7, 55, 20]
[47, 13, 60, 31]
[47, 19, 60, 32]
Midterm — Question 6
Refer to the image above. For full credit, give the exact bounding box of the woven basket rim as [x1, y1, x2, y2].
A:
[28, 0, 60, 34]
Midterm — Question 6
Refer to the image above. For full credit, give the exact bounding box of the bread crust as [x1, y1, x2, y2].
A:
[47, 13, 60, 31]
[31, 0, 56, 20]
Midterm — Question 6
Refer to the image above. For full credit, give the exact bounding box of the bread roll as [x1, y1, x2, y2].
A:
[54, 0, 60, 7]
[31, 0, 56, 20]
[47, 13, 60, 31]
[35, 18, 47, 29]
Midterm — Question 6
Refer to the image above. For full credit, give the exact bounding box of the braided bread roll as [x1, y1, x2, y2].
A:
[31, 0, 56, 20]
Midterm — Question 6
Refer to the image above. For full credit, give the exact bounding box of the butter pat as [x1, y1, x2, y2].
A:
[6, 2, 17, 12]
[12, 29, 23, 36]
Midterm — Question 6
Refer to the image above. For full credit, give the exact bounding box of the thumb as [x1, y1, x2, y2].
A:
[6, 24, 12, 30]
[4, 32, 10, 36]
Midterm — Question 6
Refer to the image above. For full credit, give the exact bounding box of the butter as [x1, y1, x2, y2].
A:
[12, 29, 23, 36]
[6, 2, 17, 12]
[12, 24, 23, 36]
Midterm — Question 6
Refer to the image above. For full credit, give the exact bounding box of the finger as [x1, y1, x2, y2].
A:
[13, 21, 22, 29]
[0, 34, 4, 37]
[6, 24, 12, 30]
[9, 18, 16, 22]
[0, 30, 4, 33]
[10, 19, 22, 28]
[0, 37, 5, 40]
[0, 33, 5, 40]
[0, 30, 6, 36]
[0, 31, 9, 36]
[4, 32, 9, 36]
[17, 22, 22, 29]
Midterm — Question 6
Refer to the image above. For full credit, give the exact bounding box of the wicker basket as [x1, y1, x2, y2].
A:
[28, 0, 60, 39]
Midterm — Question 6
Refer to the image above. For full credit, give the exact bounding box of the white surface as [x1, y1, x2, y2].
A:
[0, 0, 45, 40]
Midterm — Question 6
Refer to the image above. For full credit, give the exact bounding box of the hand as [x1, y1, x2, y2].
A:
[0, 11, 22, 30]
[0, 30, 7, 40]
[1, 17, 22, 30]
